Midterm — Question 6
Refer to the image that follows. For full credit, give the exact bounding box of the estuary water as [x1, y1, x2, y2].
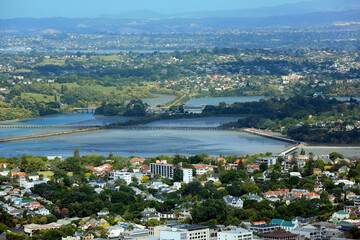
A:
[185, 96, 269, 106]
[0, 113, 292, 158]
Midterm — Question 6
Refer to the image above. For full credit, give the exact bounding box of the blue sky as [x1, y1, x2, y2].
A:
[0, 0, 311, 18]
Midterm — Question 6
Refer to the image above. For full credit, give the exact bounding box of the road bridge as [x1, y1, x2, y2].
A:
[0, 125, 96, 129]
[112, 126, 229, 131]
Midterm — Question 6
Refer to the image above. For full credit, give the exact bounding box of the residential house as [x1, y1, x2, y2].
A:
[242, 194, 262, 202]
[246, 164, 260, 173]
[305, 192, 320, 200]
[131, 157, 145, 166]
[193, 164, 216, 176]
[270, 219, 297, 231]
[332, 211, 349, 220]
[141, 207, 160, 221]
[35, 208, 51, 216]
[85, 163, 112, 175]
[255, 157, 277, 166]
[105, 226, 124, 238]
[223, 195, 244, 208]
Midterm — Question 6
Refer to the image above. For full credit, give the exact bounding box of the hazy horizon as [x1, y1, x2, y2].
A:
[0, 0, 312, 19]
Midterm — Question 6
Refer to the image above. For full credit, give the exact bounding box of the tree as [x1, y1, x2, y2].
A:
[0, 222, 9, 234]
[242, 181, 259, 194]
[145, 219, 161, 227]
[73, 147, 80, 158]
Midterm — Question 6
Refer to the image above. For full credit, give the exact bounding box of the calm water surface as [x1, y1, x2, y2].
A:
[0, 129, 291, 158]
[185, 96, 269, 106]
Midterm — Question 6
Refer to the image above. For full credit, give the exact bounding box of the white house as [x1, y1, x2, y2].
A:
[223, 195, 243, 208]
[332, 211, 349, 220]
[35, 208, 51, 216]
[105, 226, 124, 238]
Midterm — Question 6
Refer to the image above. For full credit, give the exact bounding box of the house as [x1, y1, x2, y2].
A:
[193, 164, 216, 176]
[223, 195, 244, 208]
[131, 157, 145, 166]
[246, 164, 260, 173]
[262, 230, 298, 240]
[242, 194, 262, 202]
[35, 208, 51, 216]
[105, 226, 124, 238]
[141, 207, 160, 221]
[25, 201, 42, 210]
[270, 219, 297, 231]
[297, 155, 310, 168]
[85, 163, 112, 175]
[332, 211, 349, 220]
[305, 192, 320, 200]
[263, 189, 289, 200]
[289, 172, 302, 178]
[159, 212, 176, 219]
[338, 166, 349, 173]
[97, 210, 110, 216]
[313, 168, 322, 175]
[28, 174, 40, 181]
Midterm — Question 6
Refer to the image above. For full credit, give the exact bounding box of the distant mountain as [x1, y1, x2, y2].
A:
[0, 10, 359, 35]
[100, 10, 167, 20]
[173, 0, 360, 19]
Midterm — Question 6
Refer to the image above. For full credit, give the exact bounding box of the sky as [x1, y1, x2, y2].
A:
[0, 0, 312, 18]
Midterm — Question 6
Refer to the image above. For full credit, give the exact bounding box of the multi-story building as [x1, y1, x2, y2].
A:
[111, 171, 132, 185]
[255, 157, 277, 166]
[217, 228, 253, 240]
[160, 225, 209, 240]
[180, 168, 193, 183]
[249, 224, 280, 235]
[150, 163, 174, 179]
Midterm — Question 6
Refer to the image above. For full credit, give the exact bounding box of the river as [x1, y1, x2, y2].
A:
[0, 114, 292, 158]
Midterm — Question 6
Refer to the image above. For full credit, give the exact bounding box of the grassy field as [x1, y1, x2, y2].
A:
[15, 69, 32, 73]
[90, 55, 121, 61]
[36, 58, 66, 66]
[21, 93, 55, 102]
[38, 171, 73, 178]
[52, 83, 81, 90]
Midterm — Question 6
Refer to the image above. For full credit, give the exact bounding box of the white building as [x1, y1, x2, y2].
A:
[332, 211, 350, 220]
[111, 171, 132, 185]
[180, 168, 193, 183]
[255, 157, 277, 166]
[105, 226, 125, 238]
[223, 195, 244, 208]
[150, 163, 174, 179]
[193, 164, 215, 176]
[290, 225, 321, 240]
[160, 225, 209, 240]
[35, 208, 51, 216]
[217, 228, 253, 240]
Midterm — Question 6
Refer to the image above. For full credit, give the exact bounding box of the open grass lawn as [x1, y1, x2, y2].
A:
[38, 171, 73, 178]
[90, 55, 121, 61]
[36, 58, 66, 66]
[15, 68, 32, 73]
[51, 83, 81, 90]
[21, 93, 55, 102]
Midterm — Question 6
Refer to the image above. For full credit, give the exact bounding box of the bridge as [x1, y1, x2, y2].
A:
[0, 125, 97, 129]
[73, 107, 98, 113]
[241, 128, 299, 144]
[112, 126, 229, 131]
